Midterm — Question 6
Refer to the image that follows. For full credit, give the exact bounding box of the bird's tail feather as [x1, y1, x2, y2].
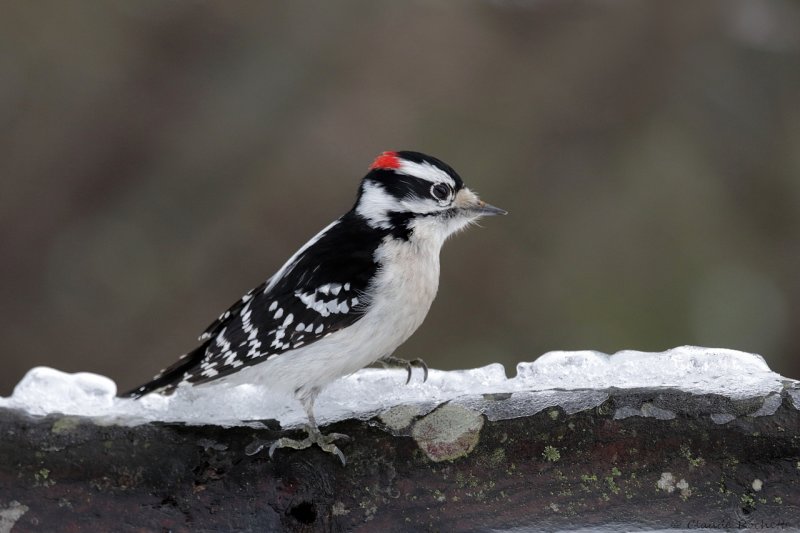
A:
[120, 342, 209, 398]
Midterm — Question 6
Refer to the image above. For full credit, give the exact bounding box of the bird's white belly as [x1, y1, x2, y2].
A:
[218, 235, 442, 397]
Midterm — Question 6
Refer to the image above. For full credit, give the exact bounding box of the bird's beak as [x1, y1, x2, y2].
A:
[456, 188, 508, 216]
[474, 200, 508, 216]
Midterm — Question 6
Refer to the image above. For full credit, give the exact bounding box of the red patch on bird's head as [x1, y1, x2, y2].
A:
[369, 151, 401, 171]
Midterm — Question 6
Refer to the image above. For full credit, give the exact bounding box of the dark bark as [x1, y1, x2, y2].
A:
[1, 387, 799, 532]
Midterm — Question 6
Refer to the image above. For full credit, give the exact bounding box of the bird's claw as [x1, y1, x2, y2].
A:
[266, 426, 350, 465]
[380, 356, 429, 384]
[408, 358, 429, 384]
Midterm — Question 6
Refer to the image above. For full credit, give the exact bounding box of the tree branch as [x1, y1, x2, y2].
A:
[1, 385, 799, 531]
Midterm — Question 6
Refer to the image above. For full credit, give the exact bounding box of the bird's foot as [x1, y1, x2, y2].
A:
[266, 425, 350, 465]
[379, 356, 429, 384]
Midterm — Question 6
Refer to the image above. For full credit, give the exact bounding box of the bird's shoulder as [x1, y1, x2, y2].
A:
[186, 213, 390, 383]
[199, 213, 386, 341]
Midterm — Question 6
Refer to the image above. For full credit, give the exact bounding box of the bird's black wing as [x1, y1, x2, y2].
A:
[124, 213, 387, 397]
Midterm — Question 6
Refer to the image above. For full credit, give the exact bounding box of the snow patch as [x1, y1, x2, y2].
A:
[516, 346, 780, 398]
[0, 346, 792, 429]
[5, 367, 117, 416]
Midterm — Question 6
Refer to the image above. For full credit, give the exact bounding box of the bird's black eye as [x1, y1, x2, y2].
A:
[431, 183, 451, 201]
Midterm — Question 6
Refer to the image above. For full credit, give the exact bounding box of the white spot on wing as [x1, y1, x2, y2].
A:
[247, 338, 262, 358]
[241, 301, 254, 333]
[326, 300, 339, 314]
[297, 291, 318, 310]
[270, 328, 286, 349]
[200, 364, 219, 378]
[215, 328, 232, 354]
[314, 301, 330, 316]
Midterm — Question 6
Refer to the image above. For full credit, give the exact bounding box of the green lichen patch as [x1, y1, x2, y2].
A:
[485, 447, 506, 468]
[542, 446, 561, 462]
[51, 417, 81, 434]
[740, 492, 756, 511]
[411, 404, 484, 462]
[581, 473, 598, 483]
[680, 445, 706, 468]
[34, 468, 55, 487]
[605, 468, 622, 494]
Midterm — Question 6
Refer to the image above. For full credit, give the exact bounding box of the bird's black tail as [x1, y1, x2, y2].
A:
[121, 342, 209, 398]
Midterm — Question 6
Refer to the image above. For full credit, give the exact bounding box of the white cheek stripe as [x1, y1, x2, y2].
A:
[356, 181, 402, 229]
[396, 160, 455, 187]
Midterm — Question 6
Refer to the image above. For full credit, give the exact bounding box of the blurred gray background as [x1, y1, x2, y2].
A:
[2, 1, 800, 396]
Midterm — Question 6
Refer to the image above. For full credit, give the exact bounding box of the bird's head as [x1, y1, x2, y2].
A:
[354, 151, 506, 241]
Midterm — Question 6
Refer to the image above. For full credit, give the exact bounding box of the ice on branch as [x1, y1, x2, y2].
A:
[1, 346, 795, 429]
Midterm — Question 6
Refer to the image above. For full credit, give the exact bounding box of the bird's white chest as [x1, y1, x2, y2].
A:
[365, 235, 442, 349]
